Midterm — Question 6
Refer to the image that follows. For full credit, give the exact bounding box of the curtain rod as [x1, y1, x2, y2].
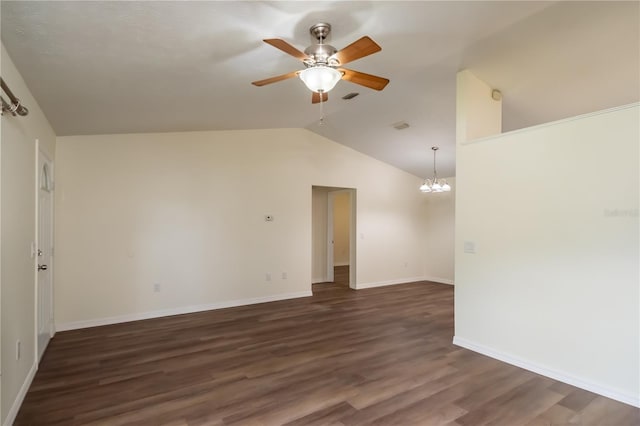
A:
[1, 77, 29, 116]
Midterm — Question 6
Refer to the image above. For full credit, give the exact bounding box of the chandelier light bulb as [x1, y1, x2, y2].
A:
[299, 66, 342, 93]
[419, 181, 431, 192]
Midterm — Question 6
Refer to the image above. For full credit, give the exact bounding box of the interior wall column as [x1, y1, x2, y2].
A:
[456, 69, 502, 143]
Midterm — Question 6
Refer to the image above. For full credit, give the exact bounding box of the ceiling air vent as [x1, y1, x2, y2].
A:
[342, 92, 360, 100]
[392, 121, 410, 130]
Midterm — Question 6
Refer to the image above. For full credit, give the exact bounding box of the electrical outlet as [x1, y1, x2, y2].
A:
[281, 272, 287, 280]
[266, 273, 271, 281]
[153, 283, 161, 292]
[16, 340, 21, 360]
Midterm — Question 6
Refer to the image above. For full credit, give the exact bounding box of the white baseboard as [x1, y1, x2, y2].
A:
[56, 291, 312, 332]
[3, 361, 37, 426]
[334, 262, 350, 267]
[424, 276, 454, 285]
[453, 336, 640, 408]
[356, 276, 427, 290]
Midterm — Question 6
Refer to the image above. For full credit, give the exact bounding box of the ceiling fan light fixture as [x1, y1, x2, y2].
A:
[252, 24, 388, 103]
[299, 66, 342, 93]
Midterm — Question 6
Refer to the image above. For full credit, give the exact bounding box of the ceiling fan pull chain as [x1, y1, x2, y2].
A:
[319, 91, 325, 125]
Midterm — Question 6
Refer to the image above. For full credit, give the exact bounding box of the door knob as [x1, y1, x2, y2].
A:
[38, 264, 48, 271]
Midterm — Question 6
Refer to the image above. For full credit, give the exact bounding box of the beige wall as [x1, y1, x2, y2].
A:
[55, 129, 428, 328]
[333, 191, 350, 266]
[1, 44, 56, 425]
[454, 104, 639, 406]
[424, 178, 455, 284]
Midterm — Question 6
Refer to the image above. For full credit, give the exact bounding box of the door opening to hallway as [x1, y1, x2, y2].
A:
[311, 186, 356, 289]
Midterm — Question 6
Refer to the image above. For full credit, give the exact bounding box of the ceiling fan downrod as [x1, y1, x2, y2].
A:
[310, 23, 331, 43]
[304, 23, 338, 67]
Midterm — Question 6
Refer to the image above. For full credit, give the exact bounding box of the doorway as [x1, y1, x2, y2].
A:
[311, 186, 356, 289]
[37, 146, 54, 360]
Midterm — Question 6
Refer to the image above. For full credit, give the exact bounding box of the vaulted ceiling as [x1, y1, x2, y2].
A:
[1, 1, 638, 178]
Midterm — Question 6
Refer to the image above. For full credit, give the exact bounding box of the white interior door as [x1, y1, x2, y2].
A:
[37, 150, 54, 360]
[326, 191, 335, 282]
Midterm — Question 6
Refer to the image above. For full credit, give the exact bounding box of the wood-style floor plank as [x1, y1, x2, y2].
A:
[15, 268, 639, 425]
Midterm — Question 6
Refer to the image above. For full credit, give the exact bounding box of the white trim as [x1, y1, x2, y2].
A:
[424, 276, 454, 285]
[453, 336, 640, 408]
[334, 262, 350, 267]
[461, 102, 640, 146]
[356, 276, 427, 290]
[3, 362, 37, 426]
[56, 291, 312, 332]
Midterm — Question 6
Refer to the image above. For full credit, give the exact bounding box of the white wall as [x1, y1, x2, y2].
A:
[424, 178, 455, 284]
[1, 43, 56, 425]
[55, 129, 428, 328]
[333, 191, 350, 266]
[454, 104, 639, 406]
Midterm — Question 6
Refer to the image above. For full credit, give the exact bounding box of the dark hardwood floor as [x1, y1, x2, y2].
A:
[16, 276, 639, 425]
[333, 265, 349, 286]
[313, 265, 350, 288]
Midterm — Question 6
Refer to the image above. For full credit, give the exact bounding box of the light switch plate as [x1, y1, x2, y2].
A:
[464, 241, 476, 254]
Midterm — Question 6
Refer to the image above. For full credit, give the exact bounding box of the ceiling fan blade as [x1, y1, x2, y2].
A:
[263, 39, 308, 61]
[333, 36, 381, 65]
[339, 68, 389, 91]
[311, 92, 329, 104]
[252, 71, 299, 87]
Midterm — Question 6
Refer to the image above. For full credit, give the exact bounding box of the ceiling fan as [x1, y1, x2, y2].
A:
[252, 23, 389, 104]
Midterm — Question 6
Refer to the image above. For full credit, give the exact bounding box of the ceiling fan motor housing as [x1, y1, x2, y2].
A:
[304, 44, 338, 66]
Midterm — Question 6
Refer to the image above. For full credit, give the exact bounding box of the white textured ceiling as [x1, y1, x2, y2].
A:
[1, 1, 638, 178]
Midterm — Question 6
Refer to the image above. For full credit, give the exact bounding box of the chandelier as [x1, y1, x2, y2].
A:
[419, 146, 451, 193]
